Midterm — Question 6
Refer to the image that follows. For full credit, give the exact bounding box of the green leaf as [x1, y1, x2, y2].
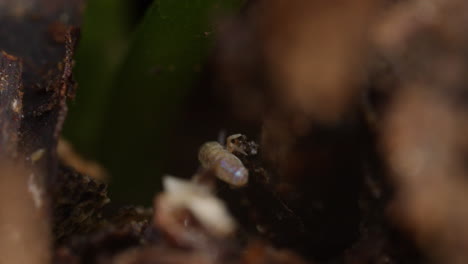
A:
[64, 0, 132, 158]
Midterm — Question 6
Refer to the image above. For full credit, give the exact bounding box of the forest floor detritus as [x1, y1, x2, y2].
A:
[3, 1, 468, 264]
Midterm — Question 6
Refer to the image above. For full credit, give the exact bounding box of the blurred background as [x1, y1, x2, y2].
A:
[63, 0, 251, 205]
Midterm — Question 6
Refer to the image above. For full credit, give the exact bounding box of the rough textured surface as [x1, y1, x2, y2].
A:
[53, 164, 110, 242]
[0, 0, 83, 191]
[0, 0, 88, 260]
[0, 52, 22, 158]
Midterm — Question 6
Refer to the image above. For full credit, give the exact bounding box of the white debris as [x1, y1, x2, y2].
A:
[11, 99, 20, 113]
[162, 176, 236, 237]
[27, 174, 43, 209]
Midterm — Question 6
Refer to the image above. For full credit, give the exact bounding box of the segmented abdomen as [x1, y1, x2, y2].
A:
[198, 142, 249, 186]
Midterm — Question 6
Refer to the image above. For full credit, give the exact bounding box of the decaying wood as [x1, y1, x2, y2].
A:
[0, 52, 22, 158]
